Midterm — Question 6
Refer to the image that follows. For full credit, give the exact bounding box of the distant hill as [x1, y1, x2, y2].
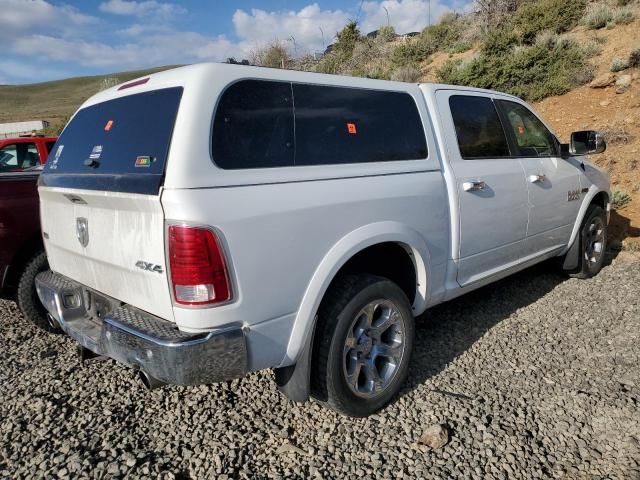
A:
[0, 65, 180, 131]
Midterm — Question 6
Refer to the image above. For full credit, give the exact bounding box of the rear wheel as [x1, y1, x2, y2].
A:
[16, 251, 60, 333]
[569, 205, 607, 279]
[312, 274, 414, 417]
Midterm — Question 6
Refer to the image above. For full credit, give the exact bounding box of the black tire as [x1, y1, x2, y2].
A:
[311, 274, 414, 417]
[569, 205, 608, 279]
[16, 251, 60, 333]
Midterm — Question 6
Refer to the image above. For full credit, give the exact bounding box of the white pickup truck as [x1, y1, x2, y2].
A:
[35, 63, 610, 416]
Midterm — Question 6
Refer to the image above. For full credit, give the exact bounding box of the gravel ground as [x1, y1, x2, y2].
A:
[1, 260, 639, 479]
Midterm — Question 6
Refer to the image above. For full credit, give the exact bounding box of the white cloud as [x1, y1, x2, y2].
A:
[0, 0, 96, 41]
[13, 32, 240, 69]
[99, 0, 186, 18]
[360, 0, 467, 34]
[233, 4, 350, 55]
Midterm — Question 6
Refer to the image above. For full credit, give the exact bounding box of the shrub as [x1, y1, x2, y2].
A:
[99, 77, 120, 91]
[448, 41, 473, 54]
[612, 190, 631, 209]
[391, 66, 422, 82]
[582, 5, 614, 29]
[613, 8, 635, 25]
[535, 30, 559, 49]
[629, 48, 640, 67]
[378, 25, 396, 42]
[392, 38, 435, 66]
[581, 40, 602, 58]
[334, 21, 361, 58]
[316, 22, 362, 74]
[514, 0, 587, 44]
[250, 41, 292, 68]
[611, 58, 629, 72]
[422, 12, 464, 51]
[437, 35, 591, 101]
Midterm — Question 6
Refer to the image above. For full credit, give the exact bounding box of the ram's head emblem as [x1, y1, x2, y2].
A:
[76, 217, 89, 247]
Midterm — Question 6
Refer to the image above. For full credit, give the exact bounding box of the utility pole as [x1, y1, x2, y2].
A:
[383, 6, 390, 26]
[428, 0, 431, 25]
[288, 35, 297, 57]
[319, 26, 325, 51]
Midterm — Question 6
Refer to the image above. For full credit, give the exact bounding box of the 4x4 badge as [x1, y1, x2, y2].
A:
[76, 217, 89, 247]
[135, 260, 164, 274]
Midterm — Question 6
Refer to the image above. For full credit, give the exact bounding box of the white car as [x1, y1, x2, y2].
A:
[35, 63, 610, 416]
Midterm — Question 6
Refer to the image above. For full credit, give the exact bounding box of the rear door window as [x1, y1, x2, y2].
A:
[42, 87, 183, 194]
[213, 80, 294, 169]
[293, 84, 427, 165]
[449, 95, 511, 159]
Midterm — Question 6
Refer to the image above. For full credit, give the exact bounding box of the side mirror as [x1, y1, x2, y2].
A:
[569, 130, 606, 156]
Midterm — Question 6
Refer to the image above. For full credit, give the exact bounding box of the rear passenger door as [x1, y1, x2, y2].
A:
[436, 91, 529, 287]
[496, 99, 581, 255]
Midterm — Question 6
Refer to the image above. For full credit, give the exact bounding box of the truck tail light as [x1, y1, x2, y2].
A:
[168, 225, 231, 306]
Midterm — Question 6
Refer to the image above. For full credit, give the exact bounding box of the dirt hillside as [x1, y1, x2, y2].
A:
[535, 20, 640, 250]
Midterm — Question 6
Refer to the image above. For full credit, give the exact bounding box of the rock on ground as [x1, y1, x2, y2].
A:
[0, 259, 639, 479]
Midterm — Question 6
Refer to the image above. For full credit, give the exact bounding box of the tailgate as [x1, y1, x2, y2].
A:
[40, 187, 173, 320]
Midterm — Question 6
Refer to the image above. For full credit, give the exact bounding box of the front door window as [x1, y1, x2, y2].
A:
[0, 143, 41, 172]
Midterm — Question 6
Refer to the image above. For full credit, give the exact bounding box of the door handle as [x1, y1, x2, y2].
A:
[528, 174, 547, 183]
[462, 180, 487, 192]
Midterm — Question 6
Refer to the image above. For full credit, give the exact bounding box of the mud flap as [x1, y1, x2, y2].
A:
[274, 322, 315, 403]
[562, 233, 581, 271]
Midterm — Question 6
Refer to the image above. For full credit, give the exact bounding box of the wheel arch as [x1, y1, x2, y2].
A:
[284, 221, 431, 365]
[566, 188, 610, 253]
[2, 234, 44, 293]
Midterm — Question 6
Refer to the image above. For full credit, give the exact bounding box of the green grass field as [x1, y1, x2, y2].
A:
[0, 66, 179, 133]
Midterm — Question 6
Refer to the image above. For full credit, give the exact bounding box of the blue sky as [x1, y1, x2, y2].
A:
[0, 0, 470, 84]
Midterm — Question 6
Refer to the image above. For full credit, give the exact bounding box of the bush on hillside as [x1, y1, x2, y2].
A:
[378, 25, 396, 42]
[250, 41, 292, 68]
[437, 32, 592, 101]
[629, 48, 640, 67]
[391, 65, 422, 82]
[391, 37, 436, 67]
[582, 5, 614, 29]
[514, 0, 587, 44]
[612, 190, 631, 209]
[391, 13, 467, 67]
[99, 77, 120, 91]
[613, 8, 635, 25]
[334, 21, 361, 57]
[316, 22, 362, 74]
[611, 58, 629, 72]
[423, 13, 465, 51]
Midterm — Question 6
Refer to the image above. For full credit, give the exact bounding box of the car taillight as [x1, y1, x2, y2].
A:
[168, 225, 231, 306]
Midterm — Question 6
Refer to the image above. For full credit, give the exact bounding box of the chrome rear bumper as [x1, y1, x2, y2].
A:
[35, 270, 247, 385]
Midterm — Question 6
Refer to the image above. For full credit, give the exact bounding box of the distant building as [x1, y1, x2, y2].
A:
[366, 29, 380, 39]
[0, 120, 49, 139]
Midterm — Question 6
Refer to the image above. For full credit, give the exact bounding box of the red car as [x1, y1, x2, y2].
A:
[0, 135, 59, 331]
